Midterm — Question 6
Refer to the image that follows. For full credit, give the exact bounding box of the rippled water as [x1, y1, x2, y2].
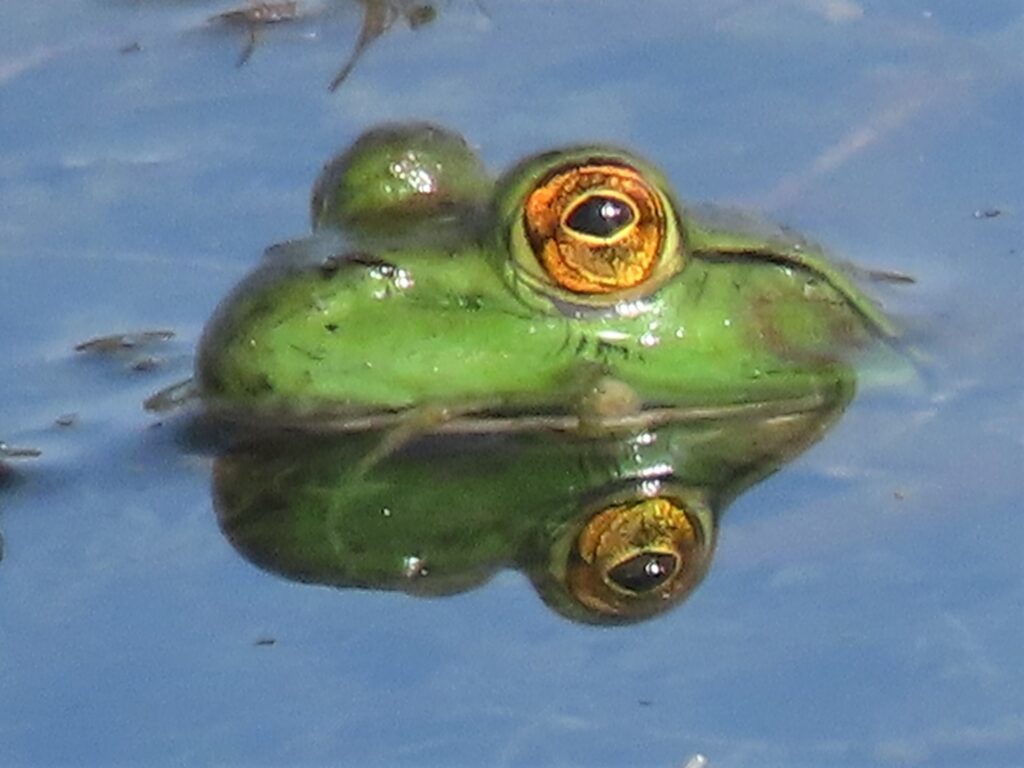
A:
[1, 2, 1021, 766]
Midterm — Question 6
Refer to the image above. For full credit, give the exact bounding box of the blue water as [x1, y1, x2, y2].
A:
[1, 1, 1021, 765]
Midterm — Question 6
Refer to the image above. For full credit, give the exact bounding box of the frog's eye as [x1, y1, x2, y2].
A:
[548, 494, 714, 622]
[523, 163, 669, 294]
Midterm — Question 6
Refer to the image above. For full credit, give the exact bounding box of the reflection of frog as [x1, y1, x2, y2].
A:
[198, 123, 893, 421]
[213, 381, 851, 624]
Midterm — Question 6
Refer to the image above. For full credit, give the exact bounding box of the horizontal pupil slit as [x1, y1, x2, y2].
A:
[607, 552, 678, 592]
[565, 195, 634, 237]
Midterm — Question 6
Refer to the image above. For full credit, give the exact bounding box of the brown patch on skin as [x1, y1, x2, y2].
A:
[747, 290, 799, 363]
[524, 163, 667, 294]
[745, 280, 864, 366]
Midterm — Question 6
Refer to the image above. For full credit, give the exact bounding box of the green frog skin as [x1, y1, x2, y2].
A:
[197, 123, 893, 416]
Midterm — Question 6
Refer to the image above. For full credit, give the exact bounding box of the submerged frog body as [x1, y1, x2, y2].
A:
[198, 123, 893, 417]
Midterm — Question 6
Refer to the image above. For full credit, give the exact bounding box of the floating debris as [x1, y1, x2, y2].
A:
[209, 1, 302, 67]
[131, 356, 163, 373]
[205, 1, 442, 90]
[119, 42, 142, 54]
[74, 330, 175, 354]
[329, 1, 439, 91]
[0, 442, 41, 459]
[862, 267, 917, 285]
[841, 261, 917, 285]
[144, 377, 199, 413]
[214, 0, 300, 26]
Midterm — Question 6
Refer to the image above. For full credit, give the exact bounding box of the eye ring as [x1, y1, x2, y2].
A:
[523, 162, 669, 295]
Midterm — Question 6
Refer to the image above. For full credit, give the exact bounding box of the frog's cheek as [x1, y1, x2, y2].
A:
[534, 487, 716, 625]
[744, 283, 873, 365]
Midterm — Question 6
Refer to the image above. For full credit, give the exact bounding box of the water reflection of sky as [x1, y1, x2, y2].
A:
[1, 1, 1021, 766]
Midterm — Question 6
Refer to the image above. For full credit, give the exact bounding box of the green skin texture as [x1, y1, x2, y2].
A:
[197, 125, 893, 414]
[214, 381, 851, 624]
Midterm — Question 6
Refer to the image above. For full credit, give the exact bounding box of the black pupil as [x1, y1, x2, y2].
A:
[606, 552, 678, 593]
[565, 195, 634, 237]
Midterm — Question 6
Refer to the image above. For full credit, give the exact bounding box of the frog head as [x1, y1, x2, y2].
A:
[199, 123, 894, 416]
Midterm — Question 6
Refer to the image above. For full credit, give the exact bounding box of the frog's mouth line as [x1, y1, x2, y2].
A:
[199, 391, 839, 436]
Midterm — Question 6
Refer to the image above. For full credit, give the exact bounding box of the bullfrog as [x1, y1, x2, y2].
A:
[197, 123, 894, 423]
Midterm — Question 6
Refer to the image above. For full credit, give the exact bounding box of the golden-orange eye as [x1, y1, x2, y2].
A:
[560, 495, 709, 620]
[523, 163, 666, 294]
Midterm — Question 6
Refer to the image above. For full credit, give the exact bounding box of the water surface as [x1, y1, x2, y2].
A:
[1, 1, 1021, 766]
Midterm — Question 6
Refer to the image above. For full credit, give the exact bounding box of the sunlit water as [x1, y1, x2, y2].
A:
[1, 2, 1021, 766]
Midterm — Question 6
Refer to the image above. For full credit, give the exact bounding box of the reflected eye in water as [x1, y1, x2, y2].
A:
[540, 488, 716, 624]
[522, 162, 669, 294]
